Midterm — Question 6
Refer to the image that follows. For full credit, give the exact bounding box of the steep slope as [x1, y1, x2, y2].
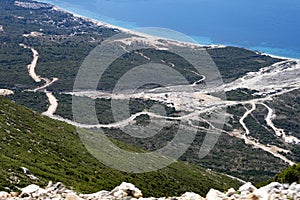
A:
[0, 97, 241, 196]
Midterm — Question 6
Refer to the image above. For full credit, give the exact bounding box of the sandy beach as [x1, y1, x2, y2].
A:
[51, 5, 228, 50]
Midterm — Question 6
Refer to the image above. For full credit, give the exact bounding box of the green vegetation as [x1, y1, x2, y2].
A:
[54, 93, 179, 124]
[93, 104, 289, 183]
[274, 163, 300, 184]
[0, 96, 241, 196]
[267, 89, 300, 163]
[245, 104, 291, 149]
[53, 93, 290, 183]
[268, 89, 300, 141]
[0, 0, 116, 91]
[225, 88, 260, 101]
[7, 90, 48, 113]
[257, 163, 300, 187]
[206, 47, 282, 83]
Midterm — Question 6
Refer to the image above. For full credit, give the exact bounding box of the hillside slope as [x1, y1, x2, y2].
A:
[0, 97, 241, 197]
[1, 0, 299, 185]
[274, 163, 300, 184]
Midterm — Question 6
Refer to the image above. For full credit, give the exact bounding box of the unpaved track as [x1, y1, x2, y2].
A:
[20, 44, 42, 82]
[20, 44, 59, 116]
[42, 92, 58, 116]
[20, 40, 299, 166]
[67, 59, 300, 165]
[239, 102, 256, 135]
[261, 103, 300, 144]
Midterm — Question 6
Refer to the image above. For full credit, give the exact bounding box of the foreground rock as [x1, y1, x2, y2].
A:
[205, 182, 300, 200]
[1, 181, 299, 199]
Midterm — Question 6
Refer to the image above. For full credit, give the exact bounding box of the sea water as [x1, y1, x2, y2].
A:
[40, 0, 300, 59]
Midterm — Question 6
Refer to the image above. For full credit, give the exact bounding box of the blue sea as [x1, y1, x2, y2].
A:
[40, 0, 300, 59]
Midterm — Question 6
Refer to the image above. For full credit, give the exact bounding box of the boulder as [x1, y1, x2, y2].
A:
[254, 187, 268, 199]
[9, 192, 19, 197]
[180, 192, 205, 200]
[80, 190, 111, 199]
[20, 184, 40, 197]
[0, 191, 9, 198]
[32, 188, 47, 198]
[246, 193, 260, 200]
[20, 167, 31, 175]
[264, 182, 281, 192]
[288, 182, 297, 191]
[47, 182, 66, 194]
[296, 183, 300, 192]
[239, 182, 257, 193]
[46, 181, 53, 189]
[226, 188, 236, 197]
[283, 183, 290, 189]
[65, 193, 81, 200]
[54, 182, 65, 191]
[206, 188, 227, 200]
[110, 182, 143, 199]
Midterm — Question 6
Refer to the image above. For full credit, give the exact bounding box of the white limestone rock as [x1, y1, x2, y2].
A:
[20, 184, 41, 197]
[3, 181, 300, 200]
[239, 182, 257, 193]
[80, 190, 111, 199]
[266, 182, 281, 191]
[49, 182, 66, 194]
[46, 181, 53, 189]
[289, 182, 297, 191]
[246, 193, 260, 200]
[180, 192, 205, 200]
[206, 188, 227, 200]
[65, 193, 81, 200]
[0, 191, 9, 198]
[110, 182, 143, 199]
[226, 188, 236, 197]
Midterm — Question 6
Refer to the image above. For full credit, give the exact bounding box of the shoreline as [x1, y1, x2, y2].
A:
[41, 0, 209, 47]
[38, 0, 298, 60]
[39, 0, 300, 61]
[51, 6, 225, 49]
[259, 52, 296, 61]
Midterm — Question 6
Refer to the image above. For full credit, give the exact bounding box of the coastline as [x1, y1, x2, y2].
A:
[259, 52, 296, 61]
[52, 1, 294, 60]
[47, 2, 297, 61]
[33, 0, 299, 60]
[36, 0, 300, 60]
[52, 6, 227, 50]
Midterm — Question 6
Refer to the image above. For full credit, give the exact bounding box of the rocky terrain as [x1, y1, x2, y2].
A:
[0, 181, 299, 200]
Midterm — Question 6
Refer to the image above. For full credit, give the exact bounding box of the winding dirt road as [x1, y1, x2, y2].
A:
[67, 58, 300, 165]
[19, 44, 41, 82]
[20, 40, 299, 166]
[239, 102, 256, 135]
[20, 44, 59, 116]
